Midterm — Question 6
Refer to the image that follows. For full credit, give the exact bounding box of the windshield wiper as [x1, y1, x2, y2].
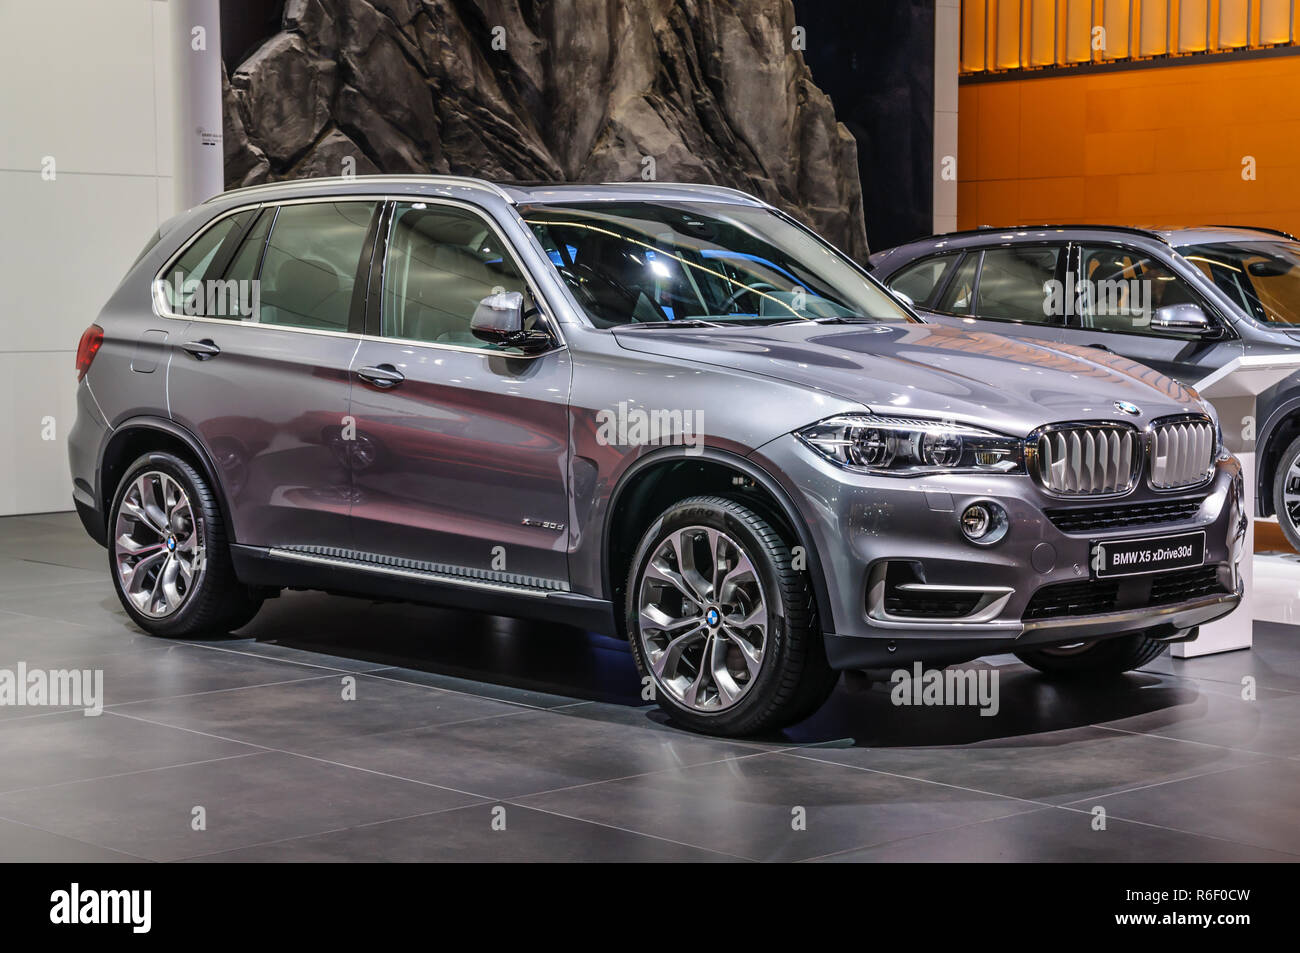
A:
[806, 315, 882, 324]
[622, 319, 726, 329]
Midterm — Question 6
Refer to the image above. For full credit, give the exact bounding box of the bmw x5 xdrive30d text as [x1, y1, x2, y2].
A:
[69, 177, 1244, 736]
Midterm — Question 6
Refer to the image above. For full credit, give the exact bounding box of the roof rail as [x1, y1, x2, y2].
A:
[1203, 224, 1299, 241]
[595, 181, 769, 206]
[923, 223, 1171, 244]
[204, 174, 516, 204]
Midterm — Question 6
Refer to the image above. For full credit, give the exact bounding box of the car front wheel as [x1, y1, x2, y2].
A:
[625, 495, 836, 736]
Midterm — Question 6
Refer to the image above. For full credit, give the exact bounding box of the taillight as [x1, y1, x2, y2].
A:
[75, 324, 103, 382]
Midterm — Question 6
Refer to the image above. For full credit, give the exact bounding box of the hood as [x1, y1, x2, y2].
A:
[612, 322, 1209, 437]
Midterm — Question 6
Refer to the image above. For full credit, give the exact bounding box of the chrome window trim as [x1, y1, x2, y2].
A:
[151, 194, 390, 324]
[151, 193, 568, 360]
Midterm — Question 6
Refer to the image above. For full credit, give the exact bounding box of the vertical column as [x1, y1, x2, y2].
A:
[934, 0, 961, 233]
[170, 0, 223, 211]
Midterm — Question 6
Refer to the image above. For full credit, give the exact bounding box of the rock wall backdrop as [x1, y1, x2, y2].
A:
[220, 0, 873, 260]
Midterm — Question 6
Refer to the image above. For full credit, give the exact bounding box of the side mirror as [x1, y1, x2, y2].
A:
[1150, 303, 1218, 337]
[890, 288, 915, 309]
[470, 291, 551, 352]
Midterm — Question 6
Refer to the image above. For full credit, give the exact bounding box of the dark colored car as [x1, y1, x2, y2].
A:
[69, 179, 1243, 736]
[871, 224, 1300, 548]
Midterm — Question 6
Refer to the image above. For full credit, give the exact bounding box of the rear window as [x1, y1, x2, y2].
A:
[158, 211, 253, 312]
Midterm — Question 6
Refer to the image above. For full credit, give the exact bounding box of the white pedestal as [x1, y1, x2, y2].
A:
[1174, 353, 1300, 656]
[1173, 449, 1252, 657]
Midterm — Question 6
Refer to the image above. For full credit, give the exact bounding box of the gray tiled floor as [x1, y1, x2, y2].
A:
[0, 511, 1297, 862]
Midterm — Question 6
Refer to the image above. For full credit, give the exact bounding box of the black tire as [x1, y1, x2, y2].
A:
[625, 495, 836, 736]
[1272, 434, 1300, 551]
[108, 452, 263, 638]
[1014, 632, 1168, 677]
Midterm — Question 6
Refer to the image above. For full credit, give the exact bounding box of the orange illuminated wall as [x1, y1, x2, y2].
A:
[958, 53, 1300, 233]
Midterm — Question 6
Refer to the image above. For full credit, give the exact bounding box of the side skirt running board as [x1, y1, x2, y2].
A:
[229, 543, 618, 635]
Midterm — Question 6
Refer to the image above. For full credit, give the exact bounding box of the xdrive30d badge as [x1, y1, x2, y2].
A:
[69, 177, 1244, 736]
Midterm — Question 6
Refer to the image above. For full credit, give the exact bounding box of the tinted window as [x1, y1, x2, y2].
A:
[933, 252, 978, 315]
[1080, 244, 1201, 334]
[521, 201, 911, 327]
[160, 211, 251, 312]
[223, 208, 273, 289]
[254, 202, 377, 331]
[887, 253, 958, 308]
[381, 202, 528, 347]
[974, 246, 1061, 324]
[1182, 240, 1300, 326]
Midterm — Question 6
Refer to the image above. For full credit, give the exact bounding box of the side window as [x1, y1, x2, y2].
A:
[381, 202, 528, 347]
[222, 207, 274, 291]
[973, 246, 1062, 324]
[933, 252, 979, 315]
[1079, 245, 1202, 334]
[252, 201, 377, 331]
[886, 253, 959, 308]
[160, 210, 252, 313]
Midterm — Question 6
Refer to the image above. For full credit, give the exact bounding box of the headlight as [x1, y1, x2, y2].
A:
[797, 414, 1025, 476]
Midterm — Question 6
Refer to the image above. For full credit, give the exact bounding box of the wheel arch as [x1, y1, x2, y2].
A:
[1256, 398, 1300, 517]
[602, 447, 833, 638]
[98, 416, 236, 543]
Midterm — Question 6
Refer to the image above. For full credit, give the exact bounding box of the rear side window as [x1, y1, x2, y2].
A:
[974, 246, 1062, 324]
[252, 202, 378, 331]
[933, 253, 979, 315]
[159, 211, 252, 313]
[886, 253, 958, 308]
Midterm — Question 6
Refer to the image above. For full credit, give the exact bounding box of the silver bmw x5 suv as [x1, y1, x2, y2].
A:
[68, 176, 1244, 735]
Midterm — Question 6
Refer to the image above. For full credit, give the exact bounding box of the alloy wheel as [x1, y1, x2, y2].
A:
[1283, 450, 1300, 538]
[636, 525, 768, 712]
[113, 471, 205, 618]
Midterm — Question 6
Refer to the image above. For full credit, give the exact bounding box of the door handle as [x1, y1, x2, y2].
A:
[181, 339, 221, 360]
[356, 364, 405, 388]
[1086, 342, 1113, 353]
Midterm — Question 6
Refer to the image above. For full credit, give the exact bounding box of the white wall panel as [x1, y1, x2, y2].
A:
[0, 0, 175, 515]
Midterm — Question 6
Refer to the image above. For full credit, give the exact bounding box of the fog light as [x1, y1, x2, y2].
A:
[962, 505, 990, 538]
[959, 501, 1007, 545]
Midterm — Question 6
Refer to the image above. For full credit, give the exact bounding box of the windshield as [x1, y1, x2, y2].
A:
[1180, 239, 1300, 326]
[518, 201, 913, 327]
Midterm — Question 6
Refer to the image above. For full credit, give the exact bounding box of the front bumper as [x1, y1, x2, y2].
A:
[751, 435, 1246, 670]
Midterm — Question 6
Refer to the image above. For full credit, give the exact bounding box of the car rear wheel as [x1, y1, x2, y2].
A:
[108, 452, 262, 638]
[625, 495, 836, 736]
[1014, 633, 1168, 677]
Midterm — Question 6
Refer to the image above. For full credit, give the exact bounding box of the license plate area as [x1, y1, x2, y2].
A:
[1092, 531, 1205, 579]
